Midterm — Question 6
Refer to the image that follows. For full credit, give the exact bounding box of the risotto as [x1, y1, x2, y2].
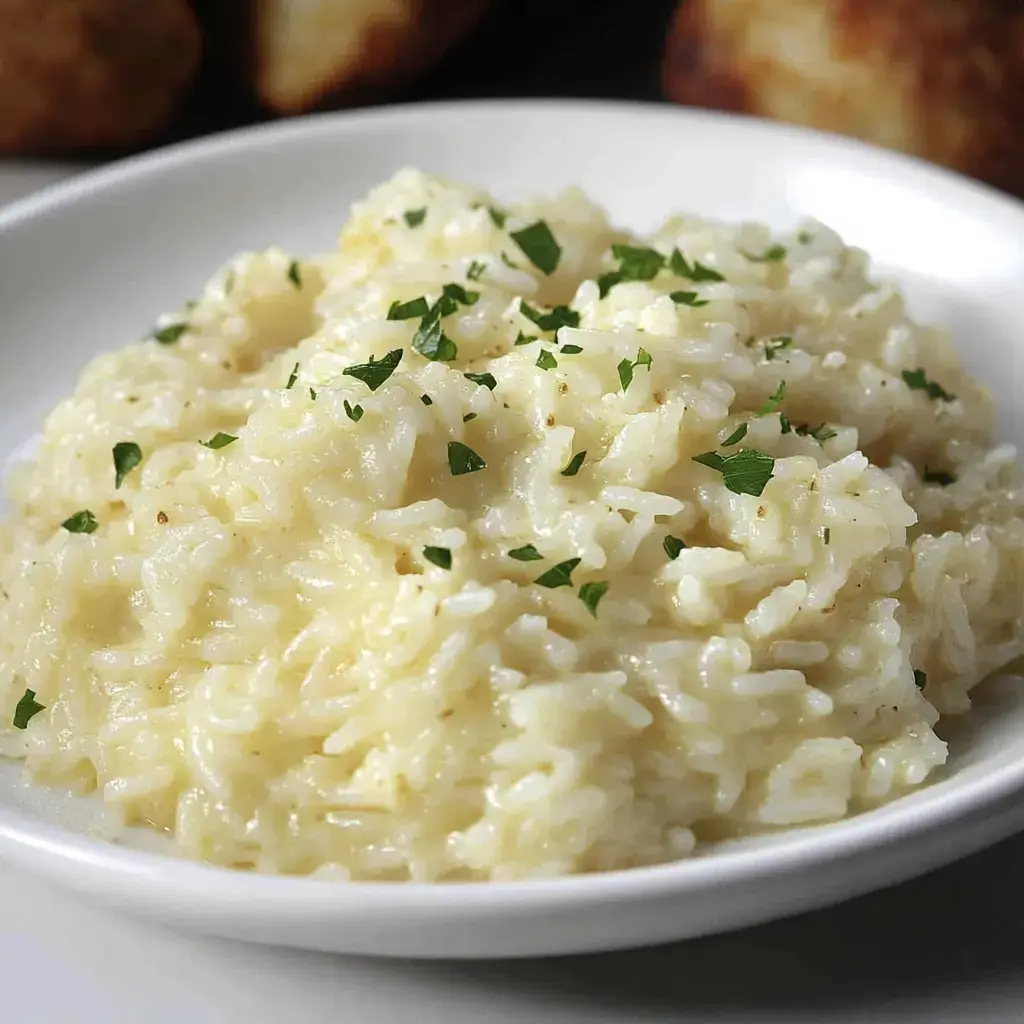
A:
[0, 169, 1021, 881]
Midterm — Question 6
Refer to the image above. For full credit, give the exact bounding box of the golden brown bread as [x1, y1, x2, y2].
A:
[0, 0, 202, 154]
[212, 0, 491, 114]
[661, 0, 1024, 196]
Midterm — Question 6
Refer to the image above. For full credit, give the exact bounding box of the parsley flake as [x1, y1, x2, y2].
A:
[520, 301, 580, 332]
[534, 557, 581, 589]
[420, 394, 433, 406]
[423, 546, 452, 570]
[758, 381, 787, 416]
[560, 344, 583, 354]
[344, 400, 364, 422]
[508, 544, 544, 562]
[722, 424, 748, 446]
[923, 468, 956, 486]
[112, 442, 142, 489]
[404, 207, 427, 228]
[578, 581, 609, 617]
[670, 249, 725, 282]
[309, 388, 317, 401]
[692, 448, 776, 497]
[441, 282, 480, 308]
[536, 349, 558, 371]
[743, 244, 787, 263]
[286, 363, 299, 389]
[287, 260, 302, 289]
[670, 291, 709, 307]
[561, 451, 587, 476]
[448, 441, 486, 476]
[618, 348, 652, 392]
[488, 206, 508, 229]
[412, 315, 458, 361]
[342, 348, 403, 390]
[387, 297, 430, 321]
[511, 220, 562, 275]
[463, 412, 477, 423]
[464, 371, 497, 391]
[62, 509, 98, 534]
[914, 669, 927, 689]
[823, 527, 831, 545]
[152, 322, 188, 345]
[663, 535, 686, 559]
[779, 413, 793, 435]
[765, 336, 793, 361]
[795, 423, 837, 444]
[200, 432, 238, 449]
[902, 368, 956, 403]
[515, 331, 538, 346]
[13, 688, 45, 730]
[599, 244, 667, 295]
[467, 259, 487, 282]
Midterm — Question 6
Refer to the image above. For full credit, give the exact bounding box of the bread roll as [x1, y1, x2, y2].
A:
[0, 0, 201, 154]
[661, 0, 1024, 196]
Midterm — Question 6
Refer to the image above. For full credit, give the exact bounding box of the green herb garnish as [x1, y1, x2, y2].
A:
[287, 260, 302, 289]
[779, 413, 793, 435]
[795, 423, 837, 444]
[488, 206, 508, 229]
[342, 348, 403, 390]
[914, 669, 927, 689]
[420, 394, 433, 406]
[112, 442, 142, 489]
[599, 244, 667, 295]
[309, 388, 317, 401]
[152, 323, 188, 345]
[669, 249, 725, 283]
[560, 344, 583, 354]
[534, 557, 581, 589]
[561, 451, 586, 476]
[200, 432, 238, 449]
[923, 468, 956, 486]
[286, 363, 299, 389]
[441, 282, 480, 308]
[692, 448, 776, 497]
[388, 297, 430, 321]
[511, 220, 562, 274]
[536, 349, 558, 371]
[463, 412, 477, 423]
[62, 510, 98, 534]
[823, 527, 831, 545]
[515, 331, 538, 346]
[465, 371, 497, 391]
[412, 315, 458, 362]
[448, 441, 486, 476]
[520, 301, 580, 333]
[508, 544, 544, 562]
[663, 535, 686, 560]
[423, 546, 452, 570]
[13, 688, 45, 730]
[467, 260, 486, 282]
[578, 581, 609, 617]
[722, 424, 748, 446]
[743, 244, 787, 263]
[798, 231, 814, 244]
[902, 368, 956, 403]
[758, 381, 787, 416]
[617, 347, 652, 392]
[765, 336, 792, 361]
[670, 291, 709, 307]
[344, 400, 364, 422]
[404, 207, 427, 228]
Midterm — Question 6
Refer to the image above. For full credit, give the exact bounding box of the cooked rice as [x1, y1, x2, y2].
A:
[1, 169, 1021, 881]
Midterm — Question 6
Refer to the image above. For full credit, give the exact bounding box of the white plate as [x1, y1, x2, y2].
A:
[0, 100, 1022, 960]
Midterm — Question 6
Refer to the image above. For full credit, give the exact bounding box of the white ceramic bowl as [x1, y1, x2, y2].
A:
[0, 101, 1022, 960]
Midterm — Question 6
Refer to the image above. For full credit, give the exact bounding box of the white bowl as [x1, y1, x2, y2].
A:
[0, 100, 1022, 960]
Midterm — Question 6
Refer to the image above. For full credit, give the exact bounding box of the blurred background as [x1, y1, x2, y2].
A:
[1, 0, 1022, 197]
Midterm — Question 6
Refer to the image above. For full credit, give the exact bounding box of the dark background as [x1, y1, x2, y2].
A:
[172, 0, 680, 146]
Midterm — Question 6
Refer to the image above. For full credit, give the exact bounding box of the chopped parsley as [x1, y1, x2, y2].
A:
[722, 424, 748, 446]
[488, 206, 508, 229]
[618, 347, 652, 392]
[412, 314, 458, 362]
[510, 220, 562, 275]
[560, 344, 583, 355]
[534, 557, 581, 589]
[670, 290, 709, 308]
[536, 349, 558, 371]
[423, 546, 452, 570]
[441, 283, 480, 308]
[779, 413, 793, 435]
[152, 323, 188, 345]
[823, 527, 831, 545]
[663, 535, 686, 560]
[420, 394, 433, 406]
[13, 688, 45, 729]
[500, 251, 519, 269]
[561, 451, 587, 476]
[403, 207, 427, 228]
[914, 669, 927, 689]
[578, 580, 609, 617]
[515, 331, 538, 346]
[62, 509, 98, 534]
[342, 348, 403, 390]
[387, 297, 430, 321]
[923, 468, 956, 486]
[467, 259, 486, 282]
[286, 363, 299, 389]
[743, 244, 787, 263]
[669, 249, 725, 283]
[344, 400, 364, 422]
[520, 301, 580, 332]
[309, 388, 317, 401]
[112, 442, 142, 489]
[795, 423, 837, 444]
[758, 381, 787, 416]
[902, 368, 956, 403]
[599, 244, 666, 296]
[798, 231, 814, 245]
[447, 441, 486, 476]
[463, 412, 477, 423]
[200, 432, 238, 449]
[508, 544, 544, 562]
[464, 371, 497, 391]
[692, 448, 776, 497]
[765, 336, 793, 361]
[287, 260, 302, 289]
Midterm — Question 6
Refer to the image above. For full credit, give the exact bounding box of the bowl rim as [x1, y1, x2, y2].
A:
[1, 98, 1023, 914]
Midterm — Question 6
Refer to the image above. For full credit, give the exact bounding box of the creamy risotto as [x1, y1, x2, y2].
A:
[1, 170, 1021, 881]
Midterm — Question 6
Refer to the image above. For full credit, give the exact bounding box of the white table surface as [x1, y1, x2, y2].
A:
[1, 159, 1023, 1024]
